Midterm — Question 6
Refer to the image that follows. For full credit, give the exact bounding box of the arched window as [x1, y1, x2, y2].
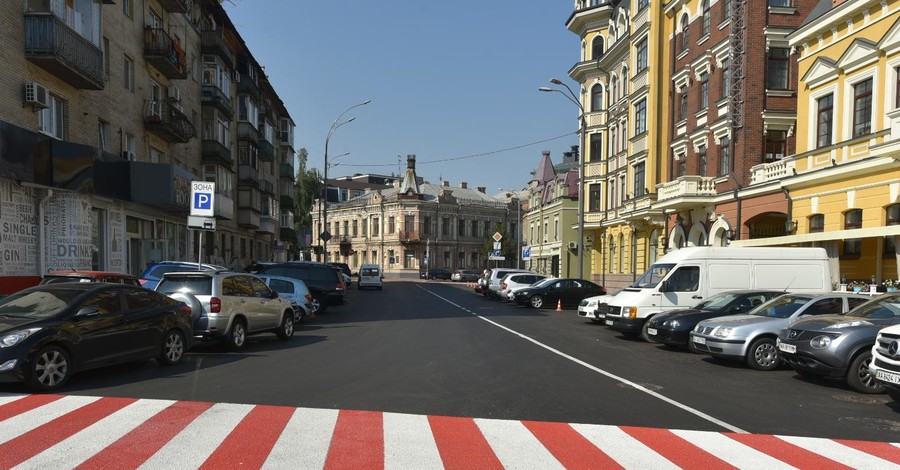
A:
[591, 84, 604, 111]
[591, 36, 604, 60]
[701, 0, 711, 36]
[611, 75, 618, 102]
[680, 15, 690, 52]
[618, 234, 625, 273]
[622, 65, 629, 83]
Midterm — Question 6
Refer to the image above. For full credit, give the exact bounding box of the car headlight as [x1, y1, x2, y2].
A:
[810, 335, 833, 349]
[587, 300, 598, 307]
[825, 321, 871, 329]
[624, 306, 638, 318]
[666, 320, 680, 328]
[713, 327, 734, 338]
[0, 328, 42, 348]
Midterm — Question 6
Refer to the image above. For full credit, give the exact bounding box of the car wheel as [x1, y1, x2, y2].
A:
[26, 345, 72, 391]
[529, 295, 544, 309]
[276, 312, 294, 340]
[159, 329, 186, 365]
[847, 350, 883, 394]
[312, 295, 328, 314]
[639, 320, 652, 343]
[226, 319, 247, 350]
[746, 337, 780, 371]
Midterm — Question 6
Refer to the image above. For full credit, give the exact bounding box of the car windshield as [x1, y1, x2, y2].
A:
[693, 292, 741, 310]
[750, 295, 810, 319]
[846, 297, 900, 319]
[0, 289, 83, 319]
[631, 264, 675, 288]
[156, 277, 213, 296]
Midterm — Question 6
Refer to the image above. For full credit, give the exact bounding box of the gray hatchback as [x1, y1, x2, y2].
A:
[777, 293, 900, 393]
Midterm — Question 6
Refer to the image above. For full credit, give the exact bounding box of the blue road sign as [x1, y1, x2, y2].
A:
[190, 181, 216, 217]
[522, 247, 531, 261]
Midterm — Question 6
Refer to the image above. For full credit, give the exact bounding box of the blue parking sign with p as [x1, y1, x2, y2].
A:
[190, 181, 216, 217]
[194, 192, 211, 210]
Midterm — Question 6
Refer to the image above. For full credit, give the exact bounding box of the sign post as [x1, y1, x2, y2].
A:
[189, 181, 216, 270]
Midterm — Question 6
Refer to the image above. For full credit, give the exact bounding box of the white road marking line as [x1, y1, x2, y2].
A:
[138, 402, 253, 470]
[263, 407, 339, 470]
[0, 394, 28, 408]
[571, 422, 680, 469]
[419, 285, 748, 433]
[670, 429, 797, 469]
[0, 395, 101, 445]
[777, 435, 900, 469]
[475, 418, 565, 470]
[14, 398, 175, 470]
[384, 412, 443, 470]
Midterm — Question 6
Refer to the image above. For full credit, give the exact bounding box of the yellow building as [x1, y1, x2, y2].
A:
[735, 0, 900, 286]
[566, 0, 669, 290]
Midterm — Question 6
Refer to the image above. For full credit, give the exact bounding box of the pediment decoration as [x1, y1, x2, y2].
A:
[800, 57, 838, 89]
[878, 15, 900, 56]
[836, 38, 879, 74]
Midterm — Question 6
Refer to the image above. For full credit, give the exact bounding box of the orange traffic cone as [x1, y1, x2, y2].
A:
[556, 299, 562, 312]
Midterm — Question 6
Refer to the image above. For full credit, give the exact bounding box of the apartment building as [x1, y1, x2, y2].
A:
[0, 0, 296, 292]
[313, 156, 517, 276]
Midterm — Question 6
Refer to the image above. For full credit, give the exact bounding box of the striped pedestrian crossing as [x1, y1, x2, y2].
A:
[0, 393, 897, 469]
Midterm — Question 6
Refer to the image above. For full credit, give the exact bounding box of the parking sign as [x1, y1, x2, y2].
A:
[190, 181, 216, 217]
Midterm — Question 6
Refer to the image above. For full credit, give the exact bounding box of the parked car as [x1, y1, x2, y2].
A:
[777, 293, 900, 393]
[327, 262, 352, 279]
[513, 278, 606, 309]
[451, 270, 480, 282]
[868, 323, 900, 403]
[40, 270, 141, 286]
[358, 264, 383, 290]
[578, 294, 616, 323]
[255, 262, 346, 313]
[155, 270, 296, 349]
[255, 274, 316, 319]
[500, 273, 547, 301]
[0, 283, 192, 391]
[690, 293, 868, 371]
[485, 268, 532, 299]
[644, 290, 783, 346]
[421, 268, 452, 280]
[139, 261, 225, 290]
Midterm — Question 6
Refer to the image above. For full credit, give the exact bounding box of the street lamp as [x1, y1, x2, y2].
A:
[500, 188, 523, 269]
[540, 78, 587, 279]
[322, 100, 371, 261]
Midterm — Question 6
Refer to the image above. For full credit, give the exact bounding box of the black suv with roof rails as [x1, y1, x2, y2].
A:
[256, 262, 346, 313]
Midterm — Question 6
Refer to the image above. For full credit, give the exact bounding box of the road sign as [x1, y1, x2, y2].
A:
[190, 181, 216, 217]
[493, 241, 502, 250]
[319, 230, 332, 242]
[492, 232, 503, 242]
[489, 250, 505, 261]
[522, 247, 531, 261]
[187, 215, 216, 231]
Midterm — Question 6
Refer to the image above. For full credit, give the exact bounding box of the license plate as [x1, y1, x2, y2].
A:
[692, 335, 706, 345]
[605, 320, 613, 326]
[647, 328, 657, 336]
[875, 369, 900, 385]
[777, 343, 797, 354]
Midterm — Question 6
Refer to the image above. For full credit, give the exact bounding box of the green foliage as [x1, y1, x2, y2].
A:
[294, 161, 321, 228]
[480, 223, 517, 268]
[297, 147, 308, 172]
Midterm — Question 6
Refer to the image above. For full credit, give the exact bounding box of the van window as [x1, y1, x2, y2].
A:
[362, 268, 380, 276]
[633, 263, 674, 288]
[667, 266, 699, 292]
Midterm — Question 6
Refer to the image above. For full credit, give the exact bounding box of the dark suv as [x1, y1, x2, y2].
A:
[421, 268, 452, 280]
[256, 262, 346, 313]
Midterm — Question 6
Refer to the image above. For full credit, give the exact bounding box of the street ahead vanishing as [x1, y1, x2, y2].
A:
[0, 280, 898, 468]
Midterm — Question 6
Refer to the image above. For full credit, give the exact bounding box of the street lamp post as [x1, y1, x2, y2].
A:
[540, 79, 587, 279]
[322, 100, 370, 261]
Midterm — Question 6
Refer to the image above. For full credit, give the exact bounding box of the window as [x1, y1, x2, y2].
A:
[766, 48, 790, 90]
[845, 209, 863, 229]
[636, 38, 648, 72]
[124, 133, 136, 160]
[637, 0, 649, 10]
[698, 145, 707, 176]
[458, 219, 465, 237]
[590, 133, 602, 162]
[442, 217, 450, 236]
[123, 55, 134, 92]
[701, 0, 711, 37]
[554, 218, 559, 241]
[843, 239, 862, 257]
[423, 216, 431, 235]
[610, 76, 618, 103]
[471, 219, 478, 237]
[769, 0, 792, 6]
[809, 214, 824, 233]
[103, 36, 110, 76]
[719, 136, 730, 176]
[98, 120, 110, 151]
[634, 99, 647, 135]
[589, 184, 602, 212]
[699, 72, 709, 109]
[679, 92, 688, 121]
[722, 58, 731, 98]
[853, 78, 873, 137]
[816, 94, 833, 147]
[633, 163, 645, 197]
[888, 204, 900, 225]
[591, 36, 604, 60]
[591, 84, 603, 111]
[679, 158, 686, 177]
[723, 0, 732, 20]
[896, 67, 900, 109]
[388, 216, 394, 234]
[38, 94, 66, 139]
[764, 130, 787, 162]
[680, 15, 690, 52]
[352, 220, 358, 237]
[123, 0, 132, 17]
[670, 266, 700, 292]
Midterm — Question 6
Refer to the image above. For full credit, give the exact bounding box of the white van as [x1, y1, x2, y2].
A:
[358, 264, 383, 290]
[602, 247, 832, 338]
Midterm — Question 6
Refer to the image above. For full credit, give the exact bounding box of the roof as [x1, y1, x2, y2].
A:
[532, 153, 556, 184]
[799, 0, 834, 29]
[342, 182, 508, 209]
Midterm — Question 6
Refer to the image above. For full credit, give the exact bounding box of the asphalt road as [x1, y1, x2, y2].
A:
[5, 279, 899, 442]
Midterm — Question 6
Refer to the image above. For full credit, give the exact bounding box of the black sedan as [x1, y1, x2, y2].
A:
[645, 290, 782, 347]
[0, 283, 192, 391]
[421, 268, 452, 280]
[513, 278, 606, 309]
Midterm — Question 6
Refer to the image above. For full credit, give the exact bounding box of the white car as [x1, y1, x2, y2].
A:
[578, 294, 615, 323]
[500, 273, 547, 301]
[870, 322, 900, 403]
[358, 264, 383, 290]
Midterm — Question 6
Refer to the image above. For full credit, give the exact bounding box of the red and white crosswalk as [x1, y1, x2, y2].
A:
[0, 393, 898, 469]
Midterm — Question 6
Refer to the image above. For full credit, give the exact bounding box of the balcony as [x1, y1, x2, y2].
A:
[279, 130, 294, 149]
[201, 85, 234, 118]
[259, 179, 275, 195]
[653, 176, 717, 211]
[237, 74, 260, 99]
[215, 194, 234, 220]
[200, 30, 235, 70]
[202, 140, 233, 167]
[159, 0, 188, 13]
[238, 208, 260, 229]
[399, 230, 424, 244]
[258, 215, 277, 235]
[143, 100, 196, 143]
[238, 164, 258, 184]
[24, 13, 103, 90]
[143, 27, 187, 79]
[750, 158, 796, 185]
[258, 138, 275, 161]
[280, 227, 297, 244]
[566, 0, 617, 35]
[279, 162, 295, 180]
[280, 195, 295, 211]
[237, 122, 259, 143]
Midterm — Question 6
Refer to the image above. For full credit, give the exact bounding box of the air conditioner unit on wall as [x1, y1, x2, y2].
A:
[568, 241, 578, 250]
[24, 82, 49, 109]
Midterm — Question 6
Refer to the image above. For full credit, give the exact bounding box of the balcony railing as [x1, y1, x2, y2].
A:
[159, 0, 188, 13]
[238, 208, 260, 229]
[202, 140, 233, 167]
[258, 138, 275, 161]
[200, 30, 235, 69]
[24, 13, 103, 89]
[750, 158, 795, 185]
[280, 227, 297, 243]
[143, 27, 187, 79]
[279, 162, 295, 180]
[143, 100, 196, 143]
[259, 179, 275, 195]
[237, 73, 260, 98]
[238, 164, 258, 184]
[280, 195, 295, 211]
[237, 122, 259, 142]
[655, 175, 717, 205]
[201, 85, 234, 118]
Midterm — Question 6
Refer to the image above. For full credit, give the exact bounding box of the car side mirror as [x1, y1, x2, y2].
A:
[270, 291, 279, 299]
[75, 306, 101, 318]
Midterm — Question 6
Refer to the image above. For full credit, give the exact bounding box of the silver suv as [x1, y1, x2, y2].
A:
[156, 270, 296, 350]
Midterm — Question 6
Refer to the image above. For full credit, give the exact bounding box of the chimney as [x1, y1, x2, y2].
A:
[477, 186, 486, 193]
[442, 181, 450, 187]
[459, 182, 468, 189]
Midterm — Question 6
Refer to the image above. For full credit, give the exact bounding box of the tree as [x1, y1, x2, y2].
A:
[294, 164, 321, 229]
[481, 223, 516, 268]
[297, 147, 308, 172]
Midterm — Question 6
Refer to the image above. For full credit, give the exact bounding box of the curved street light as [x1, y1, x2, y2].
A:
[540, 79, 587, 279]
[322, 100, 371, 261]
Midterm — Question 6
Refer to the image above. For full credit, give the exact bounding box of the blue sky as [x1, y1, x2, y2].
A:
[224, 0, 580, 194]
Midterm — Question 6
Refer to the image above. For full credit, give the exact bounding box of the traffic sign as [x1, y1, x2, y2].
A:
[187, 215, 216, 231]
[521, 247, 531, 261]
[319, 230, 332, 242]
[492, 232, 503, 242]
[489, 250, 505, 261]
[190, 181, 216, 217]
[493, 241, 502, 250]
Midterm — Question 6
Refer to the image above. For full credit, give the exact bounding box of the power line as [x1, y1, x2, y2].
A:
[335, 131, 576, 168]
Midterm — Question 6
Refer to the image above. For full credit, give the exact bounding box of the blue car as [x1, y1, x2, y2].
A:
[139, 261, 225, 290]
